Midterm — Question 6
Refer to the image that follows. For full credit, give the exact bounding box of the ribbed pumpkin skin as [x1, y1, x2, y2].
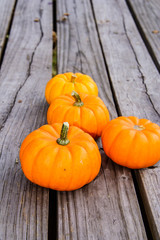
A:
[20, 123, 101, 191]
[45, 72, 98, 104]
[47, 93, 110, 138]
[101, 116, 160, 169]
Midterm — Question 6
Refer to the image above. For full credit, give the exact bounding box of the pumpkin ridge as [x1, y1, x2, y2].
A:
[142, 128, 160, 138]
[82, 106, 98, 137]
[49, 79, 65, 103]
[119, 118, 135, 127]
[68, 130, 89, 142]
[61, 80, 74, 94]
[73, 141, 100, 157]
[48, 147, 60, 189]
[20, 130, 41, 158]
[139, 119, 151, 126]
[76, 76, 97, 92]
[62, 106, 77, 124]
[127, 131, 149, 168]
[108, 128, 136, 157]
[145, 122, 160, 128]
[124, 131, 139, 168]
[86, 145, 101, 183]
[30, 142, 58, 183]
[143, 122, 160, 132]
[56, 74, 68, 81]
[65, 146, 77, 190]
[75, 82, 88, 92]
[101, 122, 122, 140]
[85, 106, 99, 135]
[64, 72, 74, 81]
[139, 129, 160, 150]
[47, 104, 60, 124]
[107, 129, 137, 168]
[112, 117, 134, 127]
[78, 106, 83, 130]
[72, 143, 94, 189]
[84, 104, 109, 134]
[127, 116, 139, 125]
[39, 127, 59, 139]
[48, 105, 72, 124]
[83, 94, 99, 103]
[68, 142, 98, 185]
[20, 136, 55, 160]
[56, 95, 74, 103]
[78, 79, 93, 88]
[85, 102, 106, 111]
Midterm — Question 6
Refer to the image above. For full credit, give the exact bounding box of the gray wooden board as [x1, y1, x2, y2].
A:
[57, 0, 147, 239]
[126, 0, 160, 69]
[92, 0, 160, 239]
[0, 0, 16, 60]
[0, 0, 52, 239]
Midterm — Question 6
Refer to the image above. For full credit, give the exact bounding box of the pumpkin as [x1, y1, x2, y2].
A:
[101, 116, 160, 169]
[45, 72, 98, 104]
[47, 91, 110, 138]
[20, 122, 101, 191]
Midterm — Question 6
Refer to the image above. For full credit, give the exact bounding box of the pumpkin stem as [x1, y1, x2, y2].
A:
[71, 74, 77, 83]
[57, 122, 70, 146]
[71, 91, 84, 107]
[134, 125, 145, 131]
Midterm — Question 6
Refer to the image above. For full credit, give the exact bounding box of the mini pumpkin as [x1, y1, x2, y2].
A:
[45, 72, 98, 104]
[101, 116, 160, 169]
[47, 91, 110, 138]
[20, 122, 101, 191]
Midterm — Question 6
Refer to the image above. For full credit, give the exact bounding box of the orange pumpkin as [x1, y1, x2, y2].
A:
[20, 122, 101, 191]
[45, 72, 98, 104]
[47, 91, 110, 138]
[101, 116, 160, 169]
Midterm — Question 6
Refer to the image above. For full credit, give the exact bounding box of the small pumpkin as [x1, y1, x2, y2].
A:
[47, 91, 110, 138]
[20, 122, 101, 191]
[101, 116, 160, 169]
[45, 72, 98, 104]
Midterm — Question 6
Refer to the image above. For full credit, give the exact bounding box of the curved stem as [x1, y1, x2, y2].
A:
[57, 122, 70, 145]
[71, 91, 84, 107]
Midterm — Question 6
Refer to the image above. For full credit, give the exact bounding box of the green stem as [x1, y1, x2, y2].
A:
[57, 122, 70, 145]
[71, 91, 84, 107]
[71, 74, 77, 83]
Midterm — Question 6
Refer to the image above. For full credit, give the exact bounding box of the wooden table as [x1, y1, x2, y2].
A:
[0, 0, 160, 239]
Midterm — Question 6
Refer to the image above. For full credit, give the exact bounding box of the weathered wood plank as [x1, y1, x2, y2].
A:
[0, 0, 52, 239]
[57, 0, 147, 239]
[92, 0, 160, 238]
[0, 0, 16, 61]
[126, 0, 160, 71]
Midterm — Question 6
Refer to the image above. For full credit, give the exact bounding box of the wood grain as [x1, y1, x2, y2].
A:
[126, 0, 160, 71]
[0, 0, 52, 239]
[57, 0, 147, 239]
[0, 0, 16, 61]
[92, 0, 160, 238]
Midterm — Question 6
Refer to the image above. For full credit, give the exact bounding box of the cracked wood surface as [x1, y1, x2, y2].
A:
[92, 0, 160, 239]
[0, 0, 16, 61]
[126, 0, 160, 71]
[57, 0, 147, 239]
[0, 0, 52, 239]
